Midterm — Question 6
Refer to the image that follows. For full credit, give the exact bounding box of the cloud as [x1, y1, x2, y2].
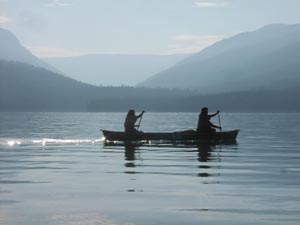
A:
[174, 34, 223, 42]
[29, 45, 167, 58]
[28, 46, 84, 58]
[193, 1, 230, 7]
[0, 15, 10, 24]
[162, 34, 224, 54]
[45, 0, 72, 7]
[161, 46, 204, 55]
[27, 46, 113, 58]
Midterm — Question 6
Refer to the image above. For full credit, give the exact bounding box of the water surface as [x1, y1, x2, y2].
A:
[0, 112, 300, 225]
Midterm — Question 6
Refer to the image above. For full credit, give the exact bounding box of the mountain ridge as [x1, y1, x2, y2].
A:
[1, 60, 299, 112]
[0, 28, 59, 72]
[139, 23, 300, 93]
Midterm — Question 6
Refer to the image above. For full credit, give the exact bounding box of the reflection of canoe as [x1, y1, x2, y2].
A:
[101, 129, 239, 142]
[103, 140, 237, 149]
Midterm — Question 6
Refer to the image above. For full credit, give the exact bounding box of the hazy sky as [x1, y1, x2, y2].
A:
[1, 0, 300, 58]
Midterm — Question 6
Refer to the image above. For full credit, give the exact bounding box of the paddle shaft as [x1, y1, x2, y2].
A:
[218, 112, 222, 132]
[136, 114, 143, 130]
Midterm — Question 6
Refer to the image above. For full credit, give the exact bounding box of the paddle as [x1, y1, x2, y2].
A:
[217, 111, 223, 147]
[136, 111, 144, 131]
[218, 111, 222, 132]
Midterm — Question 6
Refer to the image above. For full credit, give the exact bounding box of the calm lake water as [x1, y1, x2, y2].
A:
[0, 112, 300, 225]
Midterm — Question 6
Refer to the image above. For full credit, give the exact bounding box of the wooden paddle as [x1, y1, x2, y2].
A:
[218, 111, 222, 132]
[136, 111, 144, 131]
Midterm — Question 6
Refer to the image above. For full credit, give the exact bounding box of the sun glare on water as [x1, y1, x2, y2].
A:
[7, 140, 21, 146]
[5, 138, 104, 147]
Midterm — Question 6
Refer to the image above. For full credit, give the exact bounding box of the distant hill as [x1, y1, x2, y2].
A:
[44, 54, 187, 86]
[139, 23, 300, 93]
[0, 28, 58, 72]
[0, 60, 192, 111]
[1, 60, 299, 112]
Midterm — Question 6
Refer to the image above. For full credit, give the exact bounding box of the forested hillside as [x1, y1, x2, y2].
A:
[139, 23, 300, 94]
[1, 61, 299, 112]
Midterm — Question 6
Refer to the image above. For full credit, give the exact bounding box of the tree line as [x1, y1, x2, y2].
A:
[1, 60, 299, 112]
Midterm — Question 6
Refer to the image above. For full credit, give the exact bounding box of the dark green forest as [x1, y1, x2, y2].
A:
[1, 60, 299, 112]
[87, 90, 300, 112]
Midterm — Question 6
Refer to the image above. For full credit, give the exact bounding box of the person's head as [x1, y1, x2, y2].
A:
[201, 107, 208, 115]
[127, 109, 135, 116]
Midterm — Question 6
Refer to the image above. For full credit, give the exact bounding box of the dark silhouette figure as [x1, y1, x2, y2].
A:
[124, 109, 145, 133]
[197, 107, 221, 133]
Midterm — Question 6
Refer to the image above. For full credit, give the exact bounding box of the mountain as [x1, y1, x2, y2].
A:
[44, 54, 187, 86]
[0, 28, 58, 72]
[1, 26, 300, 112]
[139, 23, 300, 93]
[0, 60, 193, 111]
[1, 60, 299, 112]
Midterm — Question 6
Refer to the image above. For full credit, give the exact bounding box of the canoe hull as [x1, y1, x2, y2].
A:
[102, 129, 239, 142]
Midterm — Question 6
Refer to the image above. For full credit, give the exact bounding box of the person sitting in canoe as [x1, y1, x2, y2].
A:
[124, 109, 145, 133]
[197, 107, 221, 133]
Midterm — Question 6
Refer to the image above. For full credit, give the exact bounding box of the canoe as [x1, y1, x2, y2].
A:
[101, 129, 239, 142]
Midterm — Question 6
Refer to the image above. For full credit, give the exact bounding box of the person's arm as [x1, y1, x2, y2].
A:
[209, 110, 220, 118]
[209, 121, 222, 129]
[136, 110, 145, 118]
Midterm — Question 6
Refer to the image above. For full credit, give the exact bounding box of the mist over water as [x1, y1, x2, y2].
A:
[0, 112, 300, 225]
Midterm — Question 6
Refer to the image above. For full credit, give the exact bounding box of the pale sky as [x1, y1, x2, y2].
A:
[1, 0, 300, 58]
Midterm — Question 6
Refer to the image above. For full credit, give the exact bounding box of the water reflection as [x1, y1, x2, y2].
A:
[124, 143, 139, 167]
[197, 143, 214, 162]
[196, 143, 220, 179]
[104, 141, 238, 180]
